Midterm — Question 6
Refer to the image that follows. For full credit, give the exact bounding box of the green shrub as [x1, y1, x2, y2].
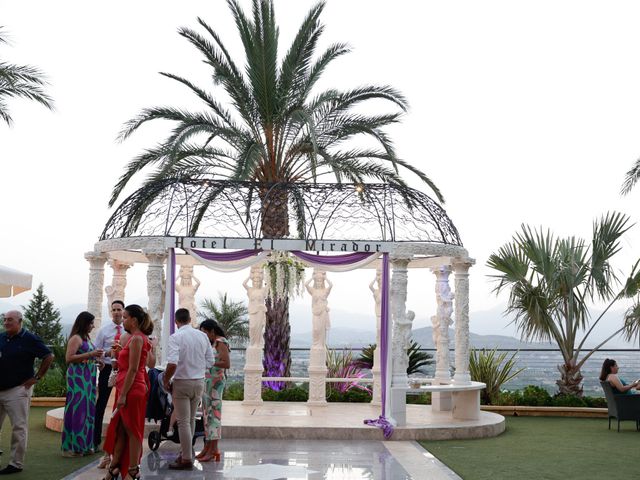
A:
[327, 388, 372, 403]
[552, 394, 587, 407]
[34, 367, 66, 397]
[222, 381, 244, 401]
[495, 389, 523, 406]
[406, 392, 431, 405]
[521, 385, 552, 406]
[583, 396, 607, 408]
[262, 385, 308, 402]
[469, 349, 525, 405]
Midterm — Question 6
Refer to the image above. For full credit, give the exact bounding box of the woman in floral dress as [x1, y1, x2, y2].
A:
[196, 319, 230, 462]
[62, 311, 104, 456]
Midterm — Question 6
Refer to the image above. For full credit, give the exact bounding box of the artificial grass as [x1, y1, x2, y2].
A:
[0, 407, 97, 479]
[421, 416, 637, 480]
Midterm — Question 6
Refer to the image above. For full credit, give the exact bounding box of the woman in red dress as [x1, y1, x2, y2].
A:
[102, 305, 152, 480]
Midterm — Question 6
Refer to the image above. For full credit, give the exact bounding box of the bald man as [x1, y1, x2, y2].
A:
[0, 310, 53, 475]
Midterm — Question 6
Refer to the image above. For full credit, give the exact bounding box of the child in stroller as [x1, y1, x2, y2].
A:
[146, 368, 204, 451]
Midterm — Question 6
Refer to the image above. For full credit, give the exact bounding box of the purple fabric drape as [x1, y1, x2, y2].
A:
[363, 252, 394, 438]
[169, 248, 176, 334]
[190, 248, 262, 261]
[291, 251, 376, 265]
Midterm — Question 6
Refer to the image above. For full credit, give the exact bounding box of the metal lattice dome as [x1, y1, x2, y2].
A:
[101, 180, 462, 246]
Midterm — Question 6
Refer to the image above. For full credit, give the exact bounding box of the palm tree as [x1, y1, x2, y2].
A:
[487, 212, 640, 396]
[198, 292, 249, 343]
[0, 28, 53, 125]
[110, 0, 443, 387]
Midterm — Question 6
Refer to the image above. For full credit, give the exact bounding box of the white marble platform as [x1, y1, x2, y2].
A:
[47, 401, 504, 441]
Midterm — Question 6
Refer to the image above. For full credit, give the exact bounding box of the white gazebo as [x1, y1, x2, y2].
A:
[85, 180, 493, 435]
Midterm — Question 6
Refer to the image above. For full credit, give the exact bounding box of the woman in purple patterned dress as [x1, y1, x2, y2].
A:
[61, 312, 104, 456]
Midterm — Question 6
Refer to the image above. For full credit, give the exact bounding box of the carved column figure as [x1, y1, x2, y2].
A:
[432, 265, 453, 381]
[369, 265, 383, 405]
[390, 257, 411, 388]
[85, 251, 107, 336]
[176, 265, 200, 325]
[105, 260, 132, 306]
[145, 250, 167, 362]
[306, 269, 332, 405]
[389, 256, 412, 426]
[242, 263, 267, 405]
[453, 258, 474, 384]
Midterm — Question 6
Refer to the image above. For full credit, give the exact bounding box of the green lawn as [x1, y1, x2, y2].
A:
[0, 407, 97, 479]
[421, 416, 637, 480]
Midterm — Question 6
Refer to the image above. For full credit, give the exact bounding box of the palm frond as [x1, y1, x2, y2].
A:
[621, 157, 640, 195]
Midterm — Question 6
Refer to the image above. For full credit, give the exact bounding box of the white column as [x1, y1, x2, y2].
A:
[85, 251, 107, 335]
[369, 266, 382, 406]
[390, 256, 410, 426]
[453, 258, 474, 384]
[431, 264, 454, 411]
[105, 259, 132, 306]
[145, 250, 167, 363]
[243, 264, 266, 406]
[307, 269, 330, 406]
[432, 265, 453, 381]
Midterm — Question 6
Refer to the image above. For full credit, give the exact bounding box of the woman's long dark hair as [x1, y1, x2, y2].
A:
[70, 311, 95, 340]
[125, 304, 154, 336]
[600, 358, 617, 381]
[199, 319, 226, 338]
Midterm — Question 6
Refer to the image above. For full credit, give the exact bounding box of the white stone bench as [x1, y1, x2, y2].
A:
[402, 380, 486, 421]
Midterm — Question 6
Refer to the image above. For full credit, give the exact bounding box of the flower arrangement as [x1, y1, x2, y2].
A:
[264, 251, 306, 300]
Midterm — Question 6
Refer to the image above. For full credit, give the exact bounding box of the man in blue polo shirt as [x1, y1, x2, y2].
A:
[0, 310, 53, 475]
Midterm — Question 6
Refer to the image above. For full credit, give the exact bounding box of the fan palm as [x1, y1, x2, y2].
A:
[0, 28, 53, 125]
[198, 292, 249, 343]
[110, 0, 443, 388]
[487, 212, 640, 396]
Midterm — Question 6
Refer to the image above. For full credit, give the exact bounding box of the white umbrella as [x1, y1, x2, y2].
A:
[0, 265, 33, 297]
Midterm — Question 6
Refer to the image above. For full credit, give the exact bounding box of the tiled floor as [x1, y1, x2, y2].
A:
[67, 439, 460, 479]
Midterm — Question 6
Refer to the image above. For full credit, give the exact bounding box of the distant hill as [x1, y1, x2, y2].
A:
[411, 326, 556, 349]
[292, 326, 554, 349]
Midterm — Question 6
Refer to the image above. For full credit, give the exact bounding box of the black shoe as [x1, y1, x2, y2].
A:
[0, 465, 22, 475]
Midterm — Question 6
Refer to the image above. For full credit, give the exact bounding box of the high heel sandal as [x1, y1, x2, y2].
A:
[195, 444, 209, 461]
[102, 463, 120, 480]
[197, 449, 221, 463]
[127, 465, 141, 480]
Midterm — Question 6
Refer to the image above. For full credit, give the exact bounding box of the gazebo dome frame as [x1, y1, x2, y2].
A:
[100, 179, 464, 248]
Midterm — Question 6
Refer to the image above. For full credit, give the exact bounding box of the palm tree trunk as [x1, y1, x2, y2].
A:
[556, 361, 584, 396]
[262, 296, 291, 391]
[259, 185, 292, 390]
[259, 186, 290, 237]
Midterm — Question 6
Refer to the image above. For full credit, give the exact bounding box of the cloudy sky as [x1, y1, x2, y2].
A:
[3, 0, 640, 339]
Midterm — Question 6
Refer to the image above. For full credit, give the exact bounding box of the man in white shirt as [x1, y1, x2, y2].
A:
[93, 300, 124, 459]
[163, 308, 214, 470]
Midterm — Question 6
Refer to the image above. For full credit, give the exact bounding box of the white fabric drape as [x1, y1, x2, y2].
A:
[186, 249, 270, 272]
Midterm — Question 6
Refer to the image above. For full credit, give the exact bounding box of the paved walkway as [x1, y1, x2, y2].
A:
[67, 439, 460, 479]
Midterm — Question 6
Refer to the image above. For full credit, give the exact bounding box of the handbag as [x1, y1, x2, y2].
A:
[107, 367, 117, 388]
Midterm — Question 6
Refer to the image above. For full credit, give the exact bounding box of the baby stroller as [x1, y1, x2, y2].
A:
[146, 368, 204, 451]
